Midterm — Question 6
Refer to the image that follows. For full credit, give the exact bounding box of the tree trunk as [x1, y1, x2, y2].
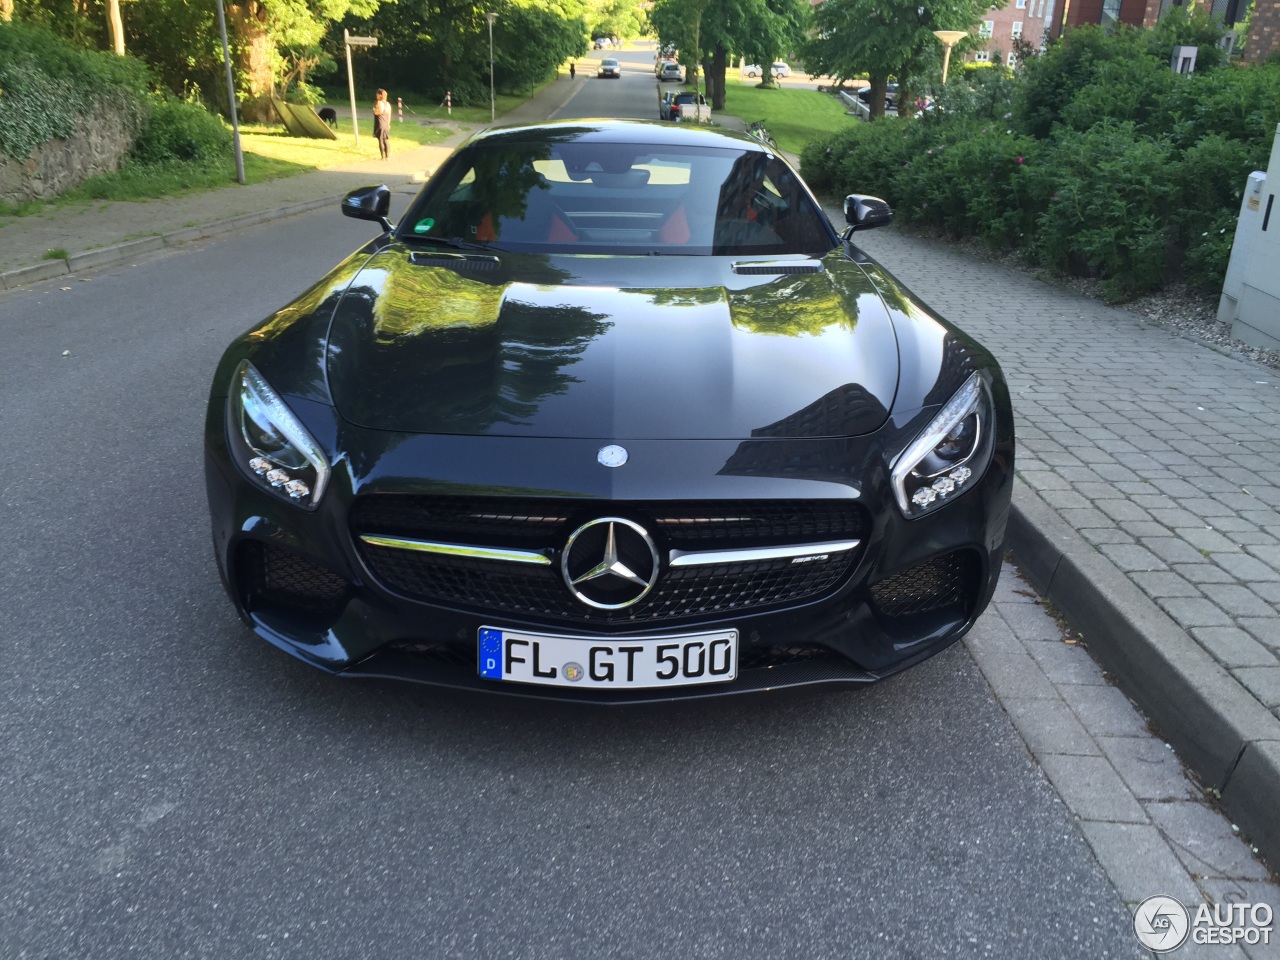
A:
[868, 77, 887, 120]
[897, 73, 912, 120]
[711, 44, 727, 110]
[228, 1, 278, 121]
[105, 0, 125, 54]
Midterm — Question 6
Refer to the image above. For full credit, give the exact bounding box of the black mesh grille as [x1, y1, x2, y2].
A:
[868, 551, 979, 621]
[238, 541, 350, 620]
[352, 496, 867, 625]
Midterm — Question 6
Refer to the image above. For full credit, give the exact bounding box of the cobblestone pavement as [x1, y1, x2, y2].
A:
[852, 224, 1280, 866]
[855, 226, 1280, 712]
[976, 571, 1278, 959]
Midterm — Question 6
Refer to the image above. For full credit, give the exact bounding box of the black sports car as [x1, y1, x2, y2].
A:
[205, 120, 1013, 703]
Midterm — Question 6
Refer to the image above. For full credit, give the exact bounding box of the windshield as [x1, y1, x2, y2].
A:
[398, 139, 837, 257]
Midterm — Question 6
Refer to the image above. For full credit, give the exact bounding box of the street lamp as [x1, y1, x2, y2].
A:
[933, 30, 968, 84]
[485, 12, 497, 123]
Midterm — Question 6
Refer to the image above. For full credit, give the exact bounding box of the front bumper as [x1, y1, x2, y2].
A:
[206, 411, 1013, 703]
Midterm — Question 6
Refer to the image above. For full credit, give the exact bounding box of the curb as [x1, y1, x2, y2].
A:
[1006, 480, 1280, 867]
[0, 183, 426, 293]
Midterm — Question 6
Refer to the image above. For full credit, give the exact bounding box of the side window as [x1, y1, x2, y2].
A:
[448, 167, 476, 197]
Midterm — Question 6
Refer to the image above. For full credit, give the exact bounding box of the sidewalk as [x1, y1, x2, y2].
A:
[2, 79, 1278, 868]
[852, 226, 1280, 869]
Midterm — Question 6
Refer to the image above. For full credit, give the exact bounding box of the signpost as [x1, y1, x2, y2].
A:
[344, 29, 378, 147]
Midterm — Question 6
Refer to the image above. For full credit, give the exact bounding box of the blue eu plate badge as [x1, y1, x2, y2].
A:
[479, 628, 503, 679]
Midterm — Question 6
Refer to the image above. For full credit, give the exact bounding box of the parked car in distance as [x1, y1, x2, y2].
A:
[658, 89, 703, 120]
[856, 82, 899, 108]
[743, 62, 791, 78]
[204, 119, 1014, 702]
[658, 61, 683, 82]
[593, 37, 612, 49]
[598, 58, 620, 78]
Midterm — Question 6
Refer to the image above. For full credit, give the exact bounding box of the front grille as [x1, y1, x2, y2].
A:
[352, 496, 867, 625]
[868, 550, 979, 621]
[238, 541, 350, 621]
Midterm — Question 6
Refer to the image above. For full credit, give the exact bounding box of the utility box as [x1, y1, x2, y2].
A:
[1218, 124, 1280, 349]
[1172, 45, 1198, 73]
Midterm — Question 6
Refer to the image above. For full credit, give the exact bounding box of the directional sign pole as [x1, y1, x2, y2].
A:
[345, 29, 359, 148]
[344, 31, 379, 149]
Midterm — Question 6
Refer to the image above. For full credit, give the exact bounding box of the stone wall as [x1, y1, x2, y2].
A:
[0, 104, 135, 205]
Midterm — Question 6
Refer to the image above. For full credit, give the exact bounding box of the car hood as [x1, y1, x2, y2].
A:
[324, 246, 899, 440]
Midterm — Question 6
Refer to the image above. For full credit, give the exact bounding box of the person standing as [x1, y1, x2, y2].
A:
[372, 88, 391, 160]
[569, 62, 576, 79]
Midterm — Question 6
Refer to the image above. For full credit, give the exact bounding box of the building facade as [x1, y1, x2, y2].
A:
[969, 0, 1056, 65]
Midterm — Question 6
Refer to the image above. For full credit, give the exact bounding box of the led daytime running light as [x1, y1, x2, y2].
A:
[234, 361, 331, 506]
[892, 372, 988, 516]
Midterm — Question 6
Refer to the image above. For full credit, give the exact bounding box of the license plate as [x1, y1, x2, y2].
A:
[478, 626, 738, 689]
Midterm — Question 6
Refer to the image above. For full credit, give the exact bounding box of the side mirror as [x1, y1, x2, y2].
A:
[843, 194, 893, 232]
[342, 185, 394, 233]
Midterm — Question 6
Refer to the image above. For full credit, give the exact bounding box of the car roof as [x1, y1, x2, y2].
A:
[464, 119, 765, 153]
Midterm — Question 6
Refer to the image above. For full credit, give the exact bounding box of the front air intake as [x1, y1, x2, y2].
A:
[868, 550, 979, 622]
[237, 541, 351, 623]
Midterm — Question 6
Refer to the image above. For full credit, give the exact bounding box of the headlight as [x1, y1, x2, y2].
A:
[229, 361, 330, 509]
[891, 371, 993, 518]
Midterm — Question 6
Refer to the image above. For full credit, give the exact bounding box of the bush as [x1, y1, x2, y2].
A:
[129, 98, 232, 164]
[1033, 123, 1179, 299]
[898, 124, 1044, 248]
[802, 18, 1280, 301]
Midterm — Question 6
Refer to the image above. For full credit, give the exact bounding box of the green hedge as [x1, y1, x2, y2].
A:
[0, 21, 151, 161]
[802, 23, 1280, 299]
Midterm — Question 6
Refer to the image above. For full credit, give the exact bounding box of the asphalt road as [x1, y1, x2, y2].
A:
[0, 57, 1145, 959]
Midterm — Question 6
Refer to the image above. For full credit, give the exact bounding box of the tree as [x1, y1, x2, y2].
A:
[222, 0, 383, 119]
[804, 0, 992, 117]
[737, 0, 807, 89]
[649, 0, 808, 109]
[340, 0, 588, 102]
[585, 0, 645, 41]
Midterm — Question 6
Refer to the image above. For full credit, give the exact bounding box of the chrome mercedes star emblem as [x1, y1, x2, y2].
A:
[561, 517, 659, 610]
[597, 445, 628, 468]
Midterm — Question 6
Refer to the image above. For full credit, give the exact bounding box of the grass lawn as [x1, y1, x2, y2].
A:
[718, 79, 859, 156]
[318, 87, 542, 126]
[236, 116, 453, 168]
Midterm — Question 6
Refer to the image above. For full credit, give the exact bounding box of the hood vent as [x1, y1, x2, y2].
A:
[732, 261, 824, 276]
[410, 252, 501, 272]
